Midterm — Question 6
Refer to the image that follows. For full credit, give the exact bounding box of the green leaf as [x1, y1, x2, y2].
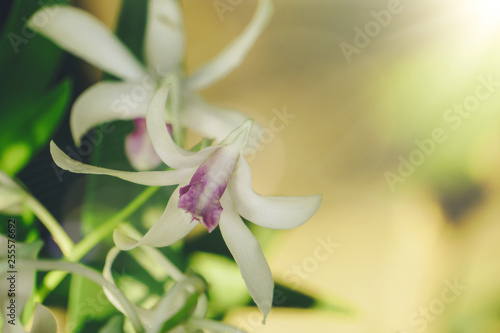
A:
[66, 274, 116, 332]
[189, 252, 251, 317]
[0, 0, 72, 176]
[161, 291, 199, 332]
[0, 0, 70, 99]
[98, 315, 124, 333]
[0, 79, 72, 175]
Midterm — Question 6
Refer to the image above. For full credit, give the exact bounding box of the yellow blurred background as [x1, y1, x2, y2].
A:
[78, 0, 500, 332]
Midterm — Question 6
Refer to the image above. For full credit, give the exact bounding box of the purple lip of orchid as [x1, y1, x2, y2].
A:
[178, 147, 239, 232]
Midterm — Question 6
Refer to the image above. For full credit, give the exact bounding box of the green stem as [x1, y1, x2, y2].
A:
[25, 195, 74, 257]
[35, 186, 160, 302]
[71, 186, 159, 261]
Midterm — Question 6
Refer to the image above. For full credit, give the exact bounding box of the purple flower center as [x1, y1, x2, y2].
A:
[178, 147, 239, 232]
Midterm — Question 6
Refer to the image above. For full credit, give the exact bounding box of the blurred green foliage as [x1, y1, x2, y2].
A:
[0, 0, 72, 176]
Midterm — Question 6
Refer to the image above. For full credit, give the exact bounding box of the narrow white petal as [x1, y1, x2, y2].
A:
[114, 186, 196, 250]
[103, 247, 126, 314]
[71, 81, 155, 146]
[145, 0, 185, 74]
[219, 195, 273, 322]
[103, 248, 154, 326]
[150, 276, 205, 332]
[230, 159, 322, 229]
[30, 304, 59, 333]
[187, 0, 273, 90]
[181, 95, 263, 144]
[50, 141, 193, 186]
[146, 84, 218, 169]
[28, 6, 146, 81]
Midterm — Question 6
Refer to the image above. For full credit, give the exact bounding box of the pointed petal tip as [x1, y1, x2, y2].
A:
[260, 305, 270, 324]
[29, 6, 146, 81]
[49, 141, 62, 163]
[235, 118, 254, 147]
[113, 229, 141, 251]
[241, 118, 254, 133]
[50, 140, 76, 172]
[28, 5, 63, 30]
[73, 136, 81, 147]
[187, 0, 274, 90]
[220, 118, 254, 147]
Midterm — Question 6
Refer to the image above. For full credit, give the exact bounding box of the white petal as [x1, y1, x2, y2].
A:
[181, 95, 263, 144]
[187, 0, 273, 90]
[102, 248, 154, 326]
[28, 6, 146, 81]
[219, 195, 273, 322]
[70, 81, 156, 146]
[144, 0, 185, 75]
[149, 276, 205, 332]
[102, 248, 127, 314]
[230, 159, 322, 229]
[114, 186, 196, 250]
[146, 84, 218, 169]
[30, 304, 59, 333]
[50, 141, 193, 186]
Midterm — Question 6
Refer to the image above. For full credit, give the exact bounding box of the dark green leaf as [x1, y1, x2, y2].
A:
[0, 79, 72, 175]
[0, 0, 70, 99]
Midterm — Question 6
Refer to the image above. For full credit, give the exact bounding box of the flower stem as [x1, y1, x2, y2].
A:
[35, 186, 160, 302]
[24, 259, 144, 333]
[25, 195, 74, 257]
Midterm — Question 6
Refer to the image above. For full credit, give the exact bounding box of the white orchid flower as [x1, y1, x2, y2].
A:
[28, 0, 273, 170]
[50, 83, 322, 321]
